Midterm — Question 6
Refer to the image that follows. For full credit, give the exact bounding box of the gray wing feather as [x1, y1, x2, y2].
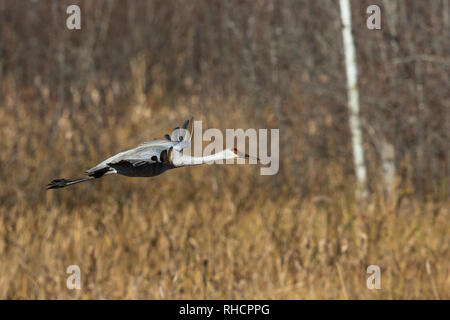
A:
[118, 159, 151, 167]
[86, 118, 193, 174]
[138, 139, 173, 148]
[86, 143, 173, 174]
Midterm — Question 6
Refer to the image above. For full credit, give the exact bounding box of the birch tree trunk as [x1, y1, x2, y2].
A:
[339, 0, 368, 198]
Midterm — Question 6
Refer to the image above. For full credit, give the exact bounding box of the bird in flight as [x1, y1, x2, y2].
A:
[47, 118, 257, 189]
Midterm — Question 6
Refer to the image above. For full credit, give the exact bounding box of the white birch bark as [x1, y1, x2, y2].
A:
[339, 0, 368, 198]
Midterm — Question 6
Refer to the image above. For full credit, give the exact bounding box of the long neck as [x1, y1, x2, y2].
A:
[174, 150, 233, 167]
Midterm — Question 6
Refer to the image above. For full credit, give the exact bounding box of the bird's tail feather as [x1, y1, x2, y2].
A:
[46, 176, 94, 189]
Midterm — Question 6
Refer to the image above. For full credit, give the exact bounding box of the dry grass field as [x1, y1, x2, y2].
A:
[0, 0, 448, 300]
[0, 81, 448, 299]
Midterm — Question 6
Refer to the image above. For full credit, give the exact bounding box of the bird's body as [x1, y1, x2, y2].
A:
[85, 140, 177, 177]
[47, 118, 255, 189]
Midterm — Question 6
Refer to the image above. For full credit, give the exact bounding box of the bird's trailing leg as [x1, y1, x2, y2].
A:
[46, 167, 113, 189]
[46, 176, 95, 189]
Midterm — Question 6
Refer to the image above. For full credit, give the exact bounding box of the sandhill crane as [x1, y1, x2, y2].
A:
[47, 118, 257, 189]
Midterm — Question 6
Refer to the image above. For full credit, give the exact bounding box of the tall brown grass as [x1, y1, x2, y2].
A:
[0, 75, 448, 299]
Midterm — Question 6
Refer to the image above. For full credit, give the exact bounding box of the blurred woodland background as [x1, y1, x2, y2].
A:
[0, 0, 448, 299]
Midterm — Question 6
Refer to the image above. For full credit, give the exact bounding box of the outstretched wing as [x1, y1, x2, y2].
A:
[86, 118, 193, 174]
[170, 117, 193, 151]
[171, 118, 193, 142]
[112, 159, 152, 167]
[138, 117, 193, 152]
